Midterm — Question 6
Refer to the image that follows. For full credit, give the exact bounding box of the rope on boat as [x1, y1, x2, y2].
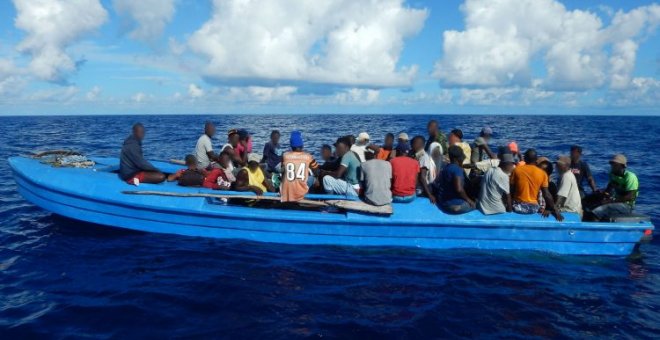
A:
[122, 190, 393, 215]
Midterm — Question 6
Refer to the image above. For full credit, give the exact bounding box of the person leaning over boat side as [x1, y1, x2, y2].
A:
[119, 123, 165, 185]
[233, 154, 275, 195]
[195, 121, 217, 169]
[411, 136, 436, 204]
[360, 148, 392, 206]
[438, 146, 474, 214]
[477, 153, 514, 215]
[425, 120, 448, 155]
[280, 131, 319, 202]
[376, 133, 395, 161]
[321, 137, 361, 197]
[261, 130, 282, 175]
[555, 156, 583, 217]
[390, 143, 419, 203]
[510, 149, 563, 221]
[591, 154, 639, 221]
[569, 145, 597, 199]
[470, 126, 497, 166]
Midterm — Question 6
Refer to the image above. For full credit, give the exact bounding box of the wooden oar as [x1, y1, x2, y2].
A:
[122, 190, 392, 215]
[169, 159, 186, 165]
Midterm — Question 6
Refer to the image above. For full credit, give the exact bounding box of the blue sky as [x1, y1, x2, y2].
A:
[0, 0, 658, 115]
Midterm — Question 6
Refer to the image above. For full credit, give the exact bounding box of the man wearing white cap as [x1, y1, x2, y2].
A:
[591, 154, 639, 221]
[351, 132, 370, 162]
[555, 156, 583, 217]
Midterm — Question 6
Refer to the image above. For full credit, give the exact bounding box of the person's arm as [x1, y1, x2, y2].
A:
[262, 178, 276, 193]
[125, 143, 158, 172]
[233, 169, 263, 195]
[326, 154, 348, 179]
[167, 170, 182, 182]
[541, 187, 564, 221]
[419, 168, 436, 204]
[583, 163, 597, 193]
[482, 144, 497, 159]
[453, 175, 474, 207]
[613, 190, 636, 203]
[503, 192, 512, 212]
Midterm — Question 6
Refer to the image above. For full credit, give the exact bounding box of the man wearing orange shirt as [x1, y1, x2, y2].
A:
[511, 149, 563, 221]
[280, 131, 319, 202]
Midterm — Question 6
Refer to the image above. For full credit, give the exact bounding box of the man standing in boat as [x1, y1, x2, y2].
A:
[280, 131, 319, 202]
[119, 123, 165, 185]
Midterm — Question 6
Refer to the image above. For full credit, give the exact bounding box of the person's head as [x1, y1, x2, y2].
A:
[270, 130, 281, 144]
[364, 148, 376, 161]
[499, 153, 515, 174]
[247, 153, 261, 171]
[411, 135, 425, 152]
[398, 132, 409, 145]
[537, 157, 553, 176]
[228, 129, 239, 146]
[320, 144, 333, 161]
[334, 138, 350, 157]
[449, 129, 463, 145]
[570, 145, 582, 162]
[448, 145, 465, 164]
[524, 148, 538, 164]
[556, 156, 571, 174]
[290, 131, 304, 151]
[343, 135, 355, 147]
[384, 133, 394, 148]
[204, 121, 216, 138]
[508, 141, 520, 155]
[429, 142, 442, 160]
[427, 120, 439, 136]
[395, 142, 410, 157]
[609, 154, 627, 176]
[184, 154, 197, 169]
[132, 123, 145, 141]
[238, 129, 250, 142]
[356, 132, 370, 146]
[219, 151, 231, 168]
[480, 126, 493, 141]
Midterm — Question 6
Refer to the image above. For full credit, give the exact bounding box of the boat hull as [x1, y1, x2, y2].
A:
[9, 156, 654, 255]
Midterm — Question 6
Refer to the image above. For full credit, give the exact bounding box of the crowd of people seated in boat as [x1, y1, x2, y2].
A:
[119, 121, 639, 222]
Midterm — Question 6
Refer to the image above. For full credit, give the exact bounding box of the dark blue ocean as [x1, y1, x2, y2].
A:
[1, 114, 659, 338]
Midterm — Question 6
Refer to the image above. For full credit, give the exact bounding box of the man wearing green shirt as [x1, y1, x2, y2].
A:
[592, 154, 639, 221]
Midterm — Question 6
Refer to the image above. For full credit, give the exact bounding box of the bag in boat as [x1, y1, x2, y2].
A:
[178, 169, 205, 187]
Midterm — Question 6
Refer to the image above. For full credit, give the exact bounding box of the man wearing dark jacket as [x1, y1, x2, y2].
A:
[120, 123, 165, 185]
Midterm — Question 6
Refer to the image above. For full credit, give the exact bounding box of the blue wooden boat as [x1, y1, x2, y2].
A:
[9, 156, 654, 256]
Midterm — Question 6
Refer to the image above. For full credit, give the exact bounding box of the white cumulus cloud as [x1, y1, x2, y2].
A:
[113, 0, 176, 42]
[188, 0, 427, 89]
[433, 0, 660, 91]
[86, 86, 101, 100]
[188, 83, 204, 98]
[13, 0, 108, 83]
